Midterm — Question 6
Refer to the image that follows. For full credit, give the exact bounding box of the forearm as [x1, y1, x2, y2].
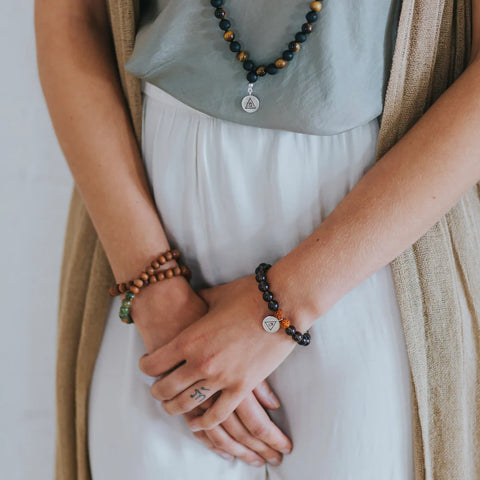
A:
[35, 3, 175, 283]
[269, 57, 480, 329]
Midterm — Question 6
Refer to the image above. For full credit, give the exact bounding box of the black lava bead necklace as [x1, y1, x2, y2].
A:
[209, 0, 324, 113]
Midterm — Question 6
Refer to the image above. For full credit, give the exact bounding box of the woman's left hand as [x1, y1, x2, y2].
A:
[138, 273, 296, 431]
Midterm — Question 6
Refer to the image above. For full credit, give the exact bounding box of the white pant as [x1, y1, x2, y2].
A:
[88, 80, 415, 480]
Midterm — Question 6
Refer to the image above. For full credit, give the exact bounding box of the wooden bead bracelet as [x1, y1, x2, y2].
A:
[110, 248, 192, 324]
[254, 262, 311, 346]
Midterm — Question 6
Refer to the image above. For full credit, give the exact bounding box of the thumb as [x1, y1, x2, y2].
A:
[253, 380, 281, 410]
[196, 286, 216, 306]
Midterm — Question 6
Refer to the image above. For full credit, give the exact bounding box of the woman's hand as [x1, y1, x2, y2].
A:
[138, 274, 297, 431]
[187, 381, 292, 467]
[131, 275, 293, 465]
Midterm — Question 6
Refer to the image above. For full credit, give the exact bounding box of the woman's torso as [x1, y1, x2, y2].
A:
[124, 0, 402, 135]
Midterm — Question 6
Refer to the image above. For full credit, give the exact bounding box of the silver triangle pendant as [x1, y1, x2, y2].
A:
[241, 83, 260, 113]
[262, 315, 280, 333]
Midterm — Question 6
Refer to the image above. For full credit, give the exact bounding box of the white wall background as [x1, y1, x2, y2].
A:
[0, 2, 73, 479]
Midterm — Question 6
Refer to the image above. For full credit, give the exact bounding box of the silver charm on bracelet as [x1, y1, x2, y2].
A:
[262, 315, 280, 333]
[241, 83, 260, 113]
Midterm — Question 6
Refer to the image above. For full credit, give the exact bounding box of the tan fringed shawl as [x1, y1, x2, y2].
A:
[54, 1, 480, 479]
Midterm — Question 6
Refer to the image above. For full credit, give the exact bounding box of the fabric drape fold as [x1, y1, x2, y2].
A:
[54, 1, 479, 479]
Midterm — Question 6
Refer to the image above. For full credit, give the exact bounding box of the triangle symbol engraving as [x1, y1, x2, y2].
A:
[265, 320, 277, 331]
[245, 97, 256, 110]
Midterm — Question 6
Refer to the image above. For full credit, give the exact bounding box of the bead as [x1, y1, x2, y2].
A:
[224, 30, 235, 42]
[151, 260, 160, 269]
[256, 65, 267, 76]
[310, 1, 322, 12]
[282, 50, 294, 61]
[266, 64, 278, 74]
[275, 58, 287, 69]
[229, 41, 241, 52]
[306, 11, 318, 22]
[274, 309, 284, 319]
[246, 71, 258, 83]
[173, 266, 182, 275]
[119, 312, 130, 319]
[149, 275, 157, 283]
[243, 60, 255, 71]
[263, 292, 274, 302]
[181, 265, 189, 274]
[171, 248, 181, 258]
[302, 23, 313, 34]
[140, 272, 149, 281]
[258, 281, 269, 292]
[121, 300, 131, 308]
[303, 332, 311, 340]
[143, 279, 150, 286]
[255, 273, 266, 282]
[118, 283, 126, 293]
[159, 255, 166, 264]
[210, 0, 223, 7]
[280, 318, 291, 329]
[295, 32, 307, 43]
[130, 286, 140, 294]
[146, 266, 155, 275]
[156, 272, 165, 281]
[133, 278, 143, 288]
[237, 51, 248, 62]
[300, 336, 311, 346]
[293, 332, 304, 343]
[219, 18, 231, 31]
[268, 300, 279, 311]
[285, 326, 296, 336]
[288, 41, 301, 52]
[165, 251, 173, 261]
[125, 291, 134, 300]
[215, 8, 226, 18]
[165, 269, 174, 278]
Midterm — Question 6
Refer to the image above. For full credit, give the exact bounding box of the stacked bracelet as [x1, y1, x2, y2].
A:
[254, 262, 311, 346]
[110, 248, 193, 324]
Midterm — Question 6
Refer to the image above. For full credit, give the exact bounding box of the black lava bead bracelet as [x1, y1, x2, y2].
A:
[254, 262, 311, 346]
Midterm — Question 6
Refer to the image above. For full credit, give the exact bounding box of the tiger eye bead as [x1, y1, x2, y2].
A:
[224, 30, 235, 42]
[288, 41, 301, 52]
[237, 51, 248, 62]
[275, 58, 287, 69]
[140, 272, 149, 281]
[310, 1, 322, 12]
[130, 285, 140, 294]
[133, 278, 143, 288]
[302, 23, 314, 34]
[215, 8, 226, 19]
[256, 65, 267, 76]
[165, 269, 174, 279]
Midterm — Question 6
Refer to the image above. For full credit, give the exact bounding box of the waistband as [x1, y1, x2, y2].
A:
[141, 79, 211, 119]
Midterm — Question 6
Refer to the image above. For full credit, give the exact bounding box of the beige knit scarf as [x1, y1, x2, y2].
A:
[54, 1, 479, 479]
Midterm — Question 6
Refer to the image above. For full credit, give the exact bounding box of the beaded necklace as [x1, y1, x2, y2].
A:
[209, 0, 324, 113]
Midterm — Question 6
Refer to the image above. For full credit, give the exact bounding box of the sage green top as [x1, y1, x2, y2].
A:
[124, 0, 401, 135]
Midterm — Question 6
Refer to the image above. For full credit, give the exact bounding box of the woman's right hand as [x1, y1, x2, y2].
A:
[130, 274, 292, 467]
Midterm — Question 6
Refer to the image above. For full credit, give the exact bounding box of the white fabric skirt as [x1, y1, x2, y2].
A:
[88, 80, 415, 480]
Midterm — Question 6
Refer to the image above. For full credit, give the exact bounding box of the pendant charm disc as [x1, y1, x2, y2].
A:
[241, 94, 260, 113]
[262, 315, 280, 333]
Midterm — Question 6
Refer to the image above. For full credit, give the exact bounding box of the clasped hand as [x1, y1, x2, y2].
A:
[138, 273, 296, 432]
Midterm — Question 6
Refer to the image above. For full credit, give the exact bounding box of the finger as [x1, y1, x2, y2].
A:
[253, 380, 281, 410]
[188, 389, 244, 431]
[236, 394, 293, 455]
[205, 424, 265, 467]
[162, 382, 219, 416]
[138, 339, 185, 377]
[220, 408, 282, 466]
[150, 364, 199, 401]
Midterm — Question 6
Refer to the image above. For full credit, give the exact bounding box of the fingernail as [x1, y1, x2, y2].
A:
[219, 453, 234, 461]
[251, 461, 263, 467]
[268, 393, 280, 408]
[268, 457, 281, 466]
[190, 424, 201, 432]
[280, 447, 292, 454]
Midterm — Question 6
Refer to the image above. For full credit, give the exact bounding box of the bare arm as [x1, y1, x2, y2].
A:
[34, 0, 179, 283]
